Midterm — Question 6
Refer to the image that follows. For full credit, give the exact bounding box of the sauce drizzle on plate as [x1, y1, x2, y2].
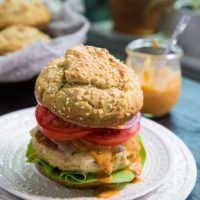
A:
[94, 187, 119, 198]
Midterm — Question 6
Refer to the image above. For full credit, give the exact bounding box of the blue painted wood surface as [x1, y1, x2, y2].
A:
[154, 78, 200, 200]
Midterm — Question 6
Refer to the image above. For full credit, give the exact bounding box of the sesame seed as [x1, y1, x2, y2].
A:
[62, 107, 66, 111]
[86, 113, 90, 116]
[79, 117, 83, 120]
[77, 96, 81, 100]
[81, 106, 84, 109]
[68, 107, 71, 112]
[126, 113, 130, 116]
[66, 115, 69, 118]
[58, 110, 62, 114]
[75, 102, 79, 105]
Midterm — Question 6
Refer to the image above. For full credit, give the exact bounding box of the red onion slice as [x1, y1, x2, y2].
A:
[36, 98, 43, 106]
[114, 112, 141, 130]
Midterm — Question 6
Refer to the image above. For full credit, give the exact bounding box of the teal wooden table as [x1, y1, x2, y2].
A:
[154, 78, 200, 200]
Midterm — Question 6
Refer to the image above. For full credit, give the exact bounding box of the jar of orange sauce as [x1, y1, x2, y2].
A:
[126, 38, 183, 118]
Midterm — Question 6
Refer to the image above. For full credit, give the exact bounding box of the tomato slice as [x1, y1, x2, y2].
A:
[85, 123, 140, 146]
[35, 104, 91, 141]
[35, 104, 140, 144]
[40, 127, 91, 141]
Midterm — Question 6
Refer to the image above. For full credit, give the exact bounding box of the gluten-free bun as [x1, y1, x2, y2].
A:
[35, 45, 143, 128]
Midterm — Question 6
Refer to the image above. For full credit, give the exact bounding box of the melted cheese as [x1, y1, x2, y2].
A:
[90, 150, 113, 175]
[71, 139, 114, 175]
[71, 135, 142, 179]
[97, 174, 113, 183]
[124, 136, 142, 176]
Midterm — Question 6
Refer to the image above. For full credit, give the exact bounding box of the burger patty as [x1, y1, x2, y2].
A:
[31, 128, 140, 174]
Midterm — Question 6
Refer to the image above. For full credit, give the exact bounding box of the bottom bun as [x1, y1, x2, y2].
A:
[36, 164, 106, 189]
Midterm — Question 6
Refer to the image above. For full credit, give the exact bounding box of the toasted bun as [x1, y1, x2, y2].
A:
[36, 164, 105, 189]
[35, 45, 143, 128]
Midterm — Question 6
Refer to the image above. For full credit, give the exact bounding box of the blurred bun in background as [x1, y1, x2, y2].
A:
[0, 0, 51, 30]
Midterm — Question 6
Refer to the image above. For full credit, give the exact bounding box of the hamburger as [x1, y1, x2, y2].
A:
[26, 45, 146, 188]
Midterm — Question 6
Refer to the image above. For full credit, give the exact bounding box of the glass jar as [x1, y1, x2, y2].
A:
[126, 38, 183, 118]
[109, 0, 175, 35]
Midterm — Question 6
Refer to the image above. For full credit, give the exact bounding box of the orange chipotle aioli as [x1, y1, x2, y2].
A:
[142, 72, 181, 116]
[72, 135, 143, 198]
[138, 57, 181, 116]
[94, 187, 120, 198]
[72, 135, 142, 182]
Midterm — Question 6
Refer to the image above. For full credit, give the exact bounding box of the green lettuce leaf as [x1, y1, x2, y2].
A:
[26, 135, 146, 185]
[138, 135, 147, 166]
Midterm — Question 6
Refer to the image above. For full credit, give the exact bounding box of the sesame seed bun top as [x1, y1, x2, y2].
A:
[35, 45, 143, 128]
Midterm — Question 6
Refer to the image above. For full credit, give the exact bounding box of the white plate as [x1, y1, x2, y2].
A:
[0, 108, 197, 200]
